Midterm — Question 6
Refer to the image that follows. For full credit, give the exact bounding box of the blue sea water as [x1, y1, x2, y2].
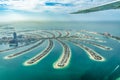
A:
[0, 21, 120, 80]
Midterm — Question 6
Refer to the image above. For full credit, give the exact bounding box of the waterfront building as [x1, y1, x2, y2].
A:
[9, 32, 18, 47]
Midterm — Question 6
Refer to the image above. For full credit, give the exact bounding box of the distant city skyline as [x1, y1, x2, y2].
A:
[0, 0, 120, 22]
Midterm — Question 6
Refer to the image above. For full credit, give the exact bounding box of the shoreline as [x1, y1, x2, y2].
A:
[71, 41, 105, 62]
[24, 40, 54, 66]
[4, 40, 45, 60]
[53, 47, 71, 69]
[53, 40, 71, 69]
[76, 39, 112, 51]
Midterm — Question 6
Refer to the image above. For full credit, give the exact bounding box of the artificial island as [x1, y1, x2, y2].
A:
[0, 28, 119, 69]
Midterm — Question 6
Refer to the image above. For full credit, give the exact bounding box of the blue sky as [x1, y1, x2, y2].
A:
[0, 0, 120, 22]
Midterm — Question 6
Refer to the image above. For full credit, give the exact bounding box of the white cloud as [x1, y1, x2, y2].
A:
[0, 0, 116, 13]
[0, 0, 40, 11]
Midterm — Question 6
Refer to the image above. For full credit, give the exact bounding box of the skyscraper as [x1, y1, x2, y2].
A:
[13, 32, 17, 40]
[9, 32, 18, 47]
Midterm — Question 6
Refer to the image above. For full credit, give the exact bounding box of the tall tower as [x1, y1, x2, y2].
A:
[13, 32, 17, 40]
[9, 32, 18, 47]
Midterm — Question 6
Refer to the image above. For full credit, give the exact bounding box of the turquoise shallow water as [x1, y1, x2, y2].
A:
[0, 21, 120, 80]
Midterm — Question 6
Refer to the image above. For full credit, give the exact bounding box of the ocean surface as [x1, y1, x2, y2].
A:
[0, 21, 120, 80]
